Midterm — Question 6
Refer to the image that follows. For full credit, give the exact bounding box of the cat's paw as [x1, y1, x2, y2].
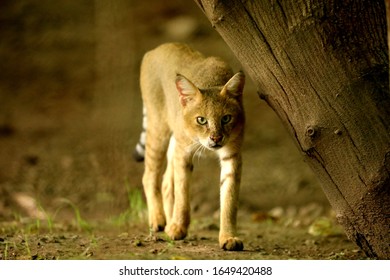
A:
[220, 236, 244, 251]
[165, 223, 187, 240]
[149, 213, 166, 232]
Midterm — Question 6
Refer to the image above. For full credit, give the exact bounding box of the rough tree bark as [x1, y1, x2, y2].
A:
[195, 0, 390, 259]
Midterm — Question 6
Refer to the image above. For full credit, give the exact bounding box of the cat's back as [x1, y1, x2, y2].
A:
[142, 43, 233, 88]
[143, 43, 204, 66]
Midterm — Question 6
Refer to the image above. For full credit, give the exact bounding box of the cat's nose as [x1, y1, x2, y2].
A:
[210, 134, 223, 145]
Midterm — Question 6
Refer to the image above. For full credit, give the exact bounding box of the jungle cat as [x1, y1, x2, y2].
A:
[133, 43, 245, 251]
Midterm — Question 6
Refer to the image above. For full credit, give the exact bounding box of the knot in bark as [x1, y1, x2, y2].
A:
[306, 125, 319, 140]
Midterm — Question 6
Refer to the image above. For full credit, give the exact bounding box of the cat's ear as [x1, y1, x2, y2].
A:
[221, 71, 245, 98]
[176, 74, 199, 106]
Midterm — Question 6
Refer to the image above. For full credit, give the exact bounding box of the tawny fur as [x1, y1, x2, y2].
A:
[137, 43, 245, 251]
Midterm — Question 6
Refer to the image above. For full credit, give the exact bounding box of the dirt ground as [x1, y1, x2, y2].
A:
[0, 0, 368, 259]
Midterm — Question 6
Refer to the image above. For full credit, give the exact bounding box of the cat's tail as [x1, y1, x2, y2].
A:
[133, 106, 147, 162]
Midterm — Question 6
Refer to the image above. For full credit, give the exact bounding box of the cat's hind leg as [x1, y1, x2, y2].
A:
[165, 142, 193, 240]
[162, 135, 175, 224]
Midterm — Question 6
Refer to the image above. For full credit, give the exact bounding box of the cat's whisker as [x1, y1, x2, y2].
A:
[192, 143, 203, 163]
[187, 142, 198, 161]
[196, 145, 204, 163]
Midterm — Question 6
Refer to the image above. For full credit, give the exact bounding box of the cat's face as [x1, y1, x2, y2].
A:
[176, 72, 245, 151]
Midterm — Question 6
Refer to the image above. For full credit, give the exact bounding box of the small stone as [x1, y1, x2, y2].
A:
[268, 207, 284, 219]
[149, 249, 158, 254]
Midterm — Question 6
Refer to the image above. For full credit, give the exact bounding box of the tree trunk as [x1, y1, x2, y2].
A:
[195, 0, 390, 259]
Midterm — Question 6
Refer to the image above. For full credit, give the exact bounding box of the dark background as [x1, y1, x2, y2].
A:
[0, 0, 326, 223]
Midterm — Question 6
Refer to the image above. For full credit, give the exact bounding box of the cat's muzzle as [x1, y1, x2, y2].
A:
[208, 135, 224, 149]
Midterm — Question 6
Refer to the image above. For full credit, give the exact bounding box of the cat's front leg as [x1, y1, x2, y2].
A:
[218, 151, 244, 251]
[142, 126, 170, 233]
[165, 146, 192, 240]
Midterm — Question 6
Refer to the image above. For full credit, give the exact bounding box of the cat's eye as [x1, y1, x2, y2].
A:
[221, 115, 232, 124]
[197, 116, 208, 125]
